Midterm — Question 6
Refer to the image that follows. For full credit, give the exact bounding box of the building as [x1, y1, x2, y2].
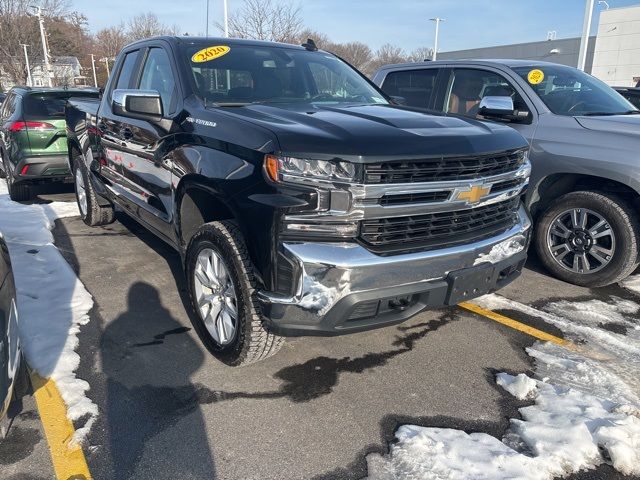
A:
[437, 4, 640, 85]
[30, 56, 83, 87]
[591, 5, 640, 86]
[438, 36, 596, 72]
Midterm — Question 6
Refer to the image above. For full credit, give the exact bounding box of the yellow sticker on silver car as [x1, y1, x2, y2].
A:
[527, 69, 545, 85]
[191, 45, 230, 63]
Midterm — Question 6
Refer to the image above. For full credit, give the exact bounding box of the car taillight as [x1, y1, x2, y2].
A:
[8, 121, 56, 132]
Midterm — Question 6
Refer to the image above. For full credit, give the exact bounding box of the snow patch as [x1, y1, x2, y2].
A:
[366, 374, 640, 479]
[474, 234, 525, 266]
[366, 294, 640, 479]
[496, 372, 537, 400]
[0, 182, 96, 444]
[621, 274, 640, 296]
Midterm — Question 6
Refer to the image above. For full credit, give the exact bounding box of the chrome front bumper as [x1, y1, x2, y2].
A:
[259, 204, 531, 336]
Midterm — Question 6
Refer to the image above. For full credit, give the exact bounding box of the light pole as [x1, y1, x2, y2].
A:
[101, 57, 110, 77]
[90, 54, 97, 87]
[206, 0, 209, 36]
[223, 0, 229, 37]
[21, 44, 32, 87]
[577, 0, 595, 71]
[430, 17, 444, 61]
[30, 5, 52, 87]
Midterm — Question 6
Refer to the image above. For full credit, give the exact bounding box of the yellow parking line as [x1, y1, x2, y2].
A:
[31, 374, 91, 480]
[459, 301, 576, 350]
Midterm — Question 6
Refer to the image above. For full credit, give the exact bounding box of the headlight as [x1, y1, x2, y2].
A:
[265, 155, 358, 183]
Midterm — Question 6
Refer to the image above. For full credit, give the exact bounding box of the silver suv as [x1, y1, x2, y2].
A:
[374, 60, 640, 287]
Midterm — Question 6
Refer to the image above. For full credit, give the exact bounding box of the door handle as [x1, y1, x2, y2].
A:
[119, 127, 133, 140]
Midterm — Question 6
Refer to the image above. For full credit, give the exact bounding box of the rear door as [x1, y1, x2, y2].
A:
[96, 48, 143, 191]
[101, 43, 179, 240]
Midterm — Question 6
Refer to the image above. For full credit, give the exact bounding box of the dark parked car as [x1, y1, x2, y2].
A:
[0, 237, 26, 439]
[614, 86, 640, 109]
[374, 60, 640, 287]
[66, 37, 531, 366]
[0, 87, 99, 201]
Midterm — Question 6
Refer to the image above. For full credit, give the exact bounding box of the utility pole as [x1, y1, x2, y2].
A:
[206, 0, 209, 37]
[577, 0, 595, 71]
[31, 6, 52, 87]
[103, 57, 110, 77]
[223, 0, 229, 37]
[21, 44, 32, 87]
[90, 54, 97, 87]
[430, 17, 444, 61]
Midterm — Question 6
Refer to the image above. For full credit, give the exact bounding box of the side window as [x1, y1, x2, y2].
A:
[139, 48, 176, 114]
[445, 68, 528, 117]
[115, 50, 140, 90]
[381, 69, 438, 109]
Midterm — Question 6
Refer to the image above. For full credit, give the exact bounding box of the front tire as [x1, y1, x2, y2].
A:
[73, 157, 115, 226]
[535, 191, 640, 287]
[186, 221, 283, 366]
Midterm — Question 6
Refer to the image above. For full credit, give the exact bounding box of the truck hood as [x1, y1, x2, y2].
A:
[215, 103, 527, 159]
[575, 115, 640, 136]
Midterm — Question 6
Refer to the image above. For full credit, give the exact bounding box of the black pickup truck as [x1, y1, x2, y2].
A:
[66, 37, 532, 366]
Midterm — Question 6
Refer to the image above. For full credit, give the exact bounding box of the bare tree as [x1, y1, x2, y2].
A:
[408, 47, 434, 63]
[226, 0, 303, 44]
[95, 24, 128, 59]
[328, 42, 373, 75]
[0, 0, 45, 84]
[126, 12, 174, 41]
[369, 44, 407, 76]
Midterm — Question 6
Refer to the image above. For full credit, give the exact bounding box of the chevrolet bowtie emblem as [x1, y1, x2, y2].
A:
[456, 185, 491, 203]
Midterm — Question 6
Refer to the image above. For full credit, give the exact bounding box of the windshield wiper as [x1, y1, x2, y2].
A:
[583, 110, 640, 116]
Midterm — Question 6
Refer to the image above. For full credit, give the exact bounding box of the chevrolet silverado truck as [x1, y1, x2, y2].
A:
[65, 37, 531, 366]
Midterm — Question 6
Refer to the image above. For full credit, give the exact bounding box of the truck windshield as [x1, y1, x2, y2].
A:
[182, 42, 388, 106]
[513, 65, 638, 116]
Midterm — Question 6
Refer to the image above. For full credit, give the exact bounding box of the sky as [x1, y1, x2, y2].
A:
[70, 0, 640, 53]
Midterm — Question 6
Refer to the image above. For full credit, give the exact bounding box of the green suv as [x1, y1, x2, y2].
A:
[0, 87, 99, 201]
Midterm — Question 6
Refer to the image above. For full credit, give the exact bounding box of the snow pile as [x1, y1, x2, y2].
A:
[366, 375, 640, 479]
[473, 234, 526, 266]
[0, 182, 96, 443]
[366, 294, 640, 479]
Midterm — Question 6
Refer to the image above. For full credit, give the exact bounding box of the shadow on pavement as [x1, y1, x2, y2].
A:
[100, 282, 216, 478]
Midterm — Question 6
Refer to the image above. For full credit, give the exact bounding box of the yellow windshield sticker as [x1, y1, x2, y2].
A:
[527, 69, 545, 85]
[191, 46, 230, 63]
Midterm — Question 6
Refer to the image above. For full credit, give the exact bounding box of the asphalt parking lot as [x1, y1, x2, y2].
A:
[2, 188, 639, 480]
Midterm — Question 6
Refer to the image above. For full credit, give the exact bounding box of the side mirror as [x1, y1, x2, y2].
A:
[478, 96, 514, 118]
[112, 89, 163, 121]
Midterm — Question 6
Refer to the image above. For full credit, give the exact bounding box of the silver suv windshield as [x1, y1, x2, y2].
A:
[182, 42, 388, 107]
[513, 65, 638, 116]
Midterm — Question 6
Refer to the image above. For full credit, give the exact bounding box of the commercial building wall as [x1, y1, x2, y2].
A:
[438, 37, 596, 72]
[592, 5, 640, 86]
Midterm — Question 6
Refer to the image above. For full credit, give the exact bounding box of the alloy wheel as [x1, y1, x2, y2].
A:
[75, 168, 87, 216]
[193, 248, 238, 346]
[546, 208, 615, 274]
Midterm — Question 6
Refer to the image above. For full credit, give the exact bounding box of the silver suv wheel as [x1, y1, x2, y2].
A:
[546, 207, 615, 274]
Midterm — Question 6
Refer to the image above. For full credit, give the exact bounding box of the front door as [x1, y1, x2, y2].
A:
[441, 67, 538, 142]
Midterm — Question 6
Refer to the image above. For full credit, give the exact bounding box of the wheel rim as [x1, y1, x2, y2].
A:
[75, 168, 87, 216]
[546, 207, 616, 274]
[193, 248, 238, 346]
